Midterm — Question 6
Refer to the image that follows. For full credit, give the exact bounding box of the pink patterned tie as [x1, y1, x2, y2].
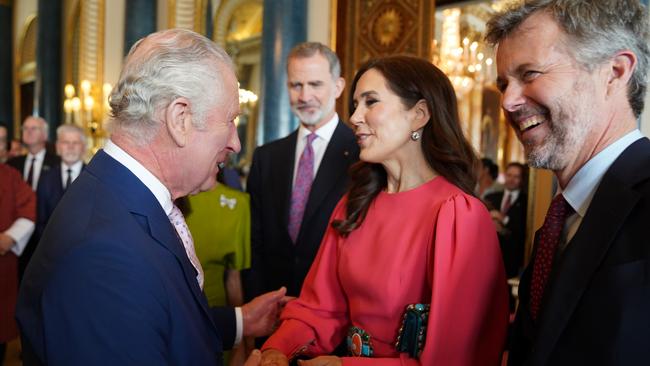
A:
[168, 204, 204, 289]
[288, 133, 317, 243]
[529, 194, 574, 321]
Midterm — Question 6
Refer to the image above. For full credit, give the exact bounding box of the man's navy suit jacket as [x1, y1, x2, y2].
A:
[16, 150, 235, 366]
[35, 163, 85, 237]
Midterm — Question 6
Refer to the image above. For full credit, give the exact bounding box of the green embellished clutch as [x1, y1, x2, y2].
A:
[395, 303, 430, 358]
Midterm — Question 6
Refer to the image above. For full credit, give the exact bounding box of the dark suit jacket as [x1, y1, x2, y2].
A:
[7, 151, 60, 190]
[16, 150, 235, 366]
[245, 121, 359, 298]
[485, 190, 527, 278]
[35, 163, 86, 237]
[509, 137, 650, 365]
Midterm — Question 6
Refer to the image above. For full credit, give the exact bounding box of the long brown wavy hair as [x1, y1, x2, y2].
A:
[332, 56, 479, 236]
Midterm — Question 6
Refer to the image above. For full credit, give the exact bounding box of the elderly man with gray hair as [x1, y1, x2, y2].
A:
[35, 124, 87, 239]
[486, 0, 650, 365]
[16, 29, 285, 366]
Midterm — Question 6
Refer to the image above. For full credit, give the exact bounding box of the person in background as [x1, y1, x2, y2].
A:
[245, 42, 359, 301]
[476, 157, 503, 199]
[7, 116, 60, 281]
[0, 163, 35, 365]
[16, 29, 285, 366]
[260, 55, 508, 366]
[7, 116, 60, 192]
[486, 0, 650, 364]
[485, 162, 528, 279]
[36, 124, 87, 237]
[185, 169, 252, 366]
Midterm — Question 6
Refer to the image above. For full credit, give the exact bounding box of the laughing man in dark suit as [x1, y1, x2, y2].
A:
[487, 1, 650, 364]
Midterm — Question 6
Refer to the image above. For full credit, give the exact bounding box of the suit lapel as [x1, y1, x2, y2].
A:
[277, 132, 298, 228]
[52, 165, 64, 197]
[86, 151, 215, 325]
[302, 122, 352, 224]
[531, 138, 650, 364]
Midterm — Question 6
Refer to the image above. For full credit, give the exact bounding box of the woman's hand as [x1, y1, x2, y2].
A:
[260, 349, 289, 366]
[297, 356, 342, 366]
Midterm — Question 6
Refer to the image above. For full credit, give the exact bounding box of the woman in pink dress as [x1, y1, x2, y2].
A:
[260, 56, 509, 366]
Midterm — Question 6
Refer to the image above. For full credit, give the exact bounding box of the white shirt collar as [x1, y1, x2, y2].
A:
[297, 114, 339, 142]
[28, 148, 46, 161]
[61, 160, 83, 175]
[563, 129, 644, 217]
[103, 140, 174, 215]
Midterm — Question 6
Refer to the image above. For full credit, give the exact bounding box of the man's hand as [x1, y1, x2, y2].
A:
[242, 287, 289, 337]
[298, 356, 342, 366]
[489, 210, 505, 232]
[260, 349, 289, 366]
[0, 233, 15, 255]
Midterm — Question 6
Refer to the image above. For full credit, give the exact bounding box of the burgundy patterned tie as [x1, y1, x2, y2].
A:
[529, 194, 574, 321]
[288, 133, 317, 243]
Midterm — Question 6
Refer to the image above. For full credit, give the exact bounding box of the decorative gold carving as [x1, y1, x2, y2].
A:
[337, 0, 436, 118]
[373, 8, 402, 47]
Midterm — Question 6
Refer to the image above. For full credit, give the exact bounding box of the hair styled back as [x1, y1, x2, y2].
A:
[485, 0, 650, 118]
[56, 124, 87, 145]
[108, 29, 234, 145]
[287, 42, 341, 79]
[333, 55, 478, 236]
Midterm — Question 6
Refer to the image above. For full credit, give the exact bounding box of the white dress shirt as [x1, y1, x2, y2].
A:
[60, 160, 84, 188]
[559, 129, 645, 250]
[24, 148, 47, 190]
[292, 114, 339, 186]
[103, 140, 244, 345]
[5, 218, 35, 256]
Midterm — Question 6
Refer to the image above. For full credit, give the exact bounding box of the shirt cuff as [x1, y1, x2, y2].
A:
[234, 306, 243, 346]
[6, 218, 35, 256]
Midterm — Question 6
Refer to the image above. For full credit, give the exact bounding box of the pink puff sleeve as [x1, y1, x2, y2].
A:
[421, 194, 509, 365]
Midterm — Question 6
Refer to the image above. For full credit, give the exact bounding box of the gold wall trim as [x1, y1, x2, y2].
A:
[13, 13, 38, 134]
[168, 0, 176, 28]
[194, 0, 207, 33]
[79, 0, 105, 123]
[329, 0, 337, 50]
[64, 0, 81, 85]
[18, 61, 36, 82]
[525, 168, 554, 265]
[214, 0, 263, 46]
